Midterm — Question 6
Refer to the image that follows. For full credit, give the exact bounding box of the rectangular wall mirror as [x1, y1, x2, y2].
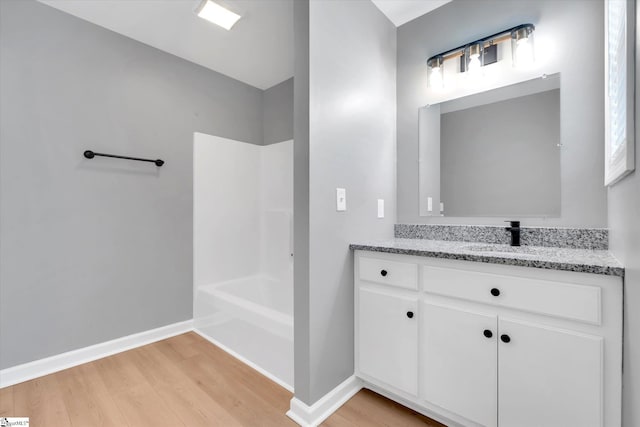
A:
[419, 73, 561, 217]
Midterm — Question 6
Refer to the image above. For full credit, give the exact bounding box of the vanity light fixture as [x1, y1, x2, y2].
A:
[511, 25, 535, 67]
[426, 23, 535, 88]
[196, 0, 241, 30]
[426, 56, 444, 88]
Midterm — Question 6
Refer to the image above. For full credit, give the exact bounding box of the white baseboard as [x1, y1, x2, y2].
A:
[0, 319, 193, 388]
[192, 328, 294, 393]
[286, 375, 363, 427]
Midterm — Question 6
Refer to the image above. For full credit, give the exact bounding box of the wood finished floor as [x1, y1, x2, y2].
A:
[0, 332, 444, 426]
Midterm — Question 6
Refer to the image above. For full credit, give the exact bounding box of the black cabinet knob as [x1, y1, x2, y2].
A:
[483, 329, 493, 338]
[406, 311, 414, 319]
[380, 269, 388, 277]
[490, 288, 501, 297]
[500, 334, 511, 343]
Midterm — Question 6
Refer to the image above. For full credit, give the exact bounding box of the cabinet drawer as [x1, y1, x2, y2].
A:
[359, 256, 418, 290]
[422, 265, 601, 324]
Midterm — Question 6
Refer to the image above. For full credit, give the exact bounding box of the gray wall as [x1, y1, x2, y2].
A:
[263, 78, 294, 145]
[0, 0, 265, 369]
[610, 130, 640, 427]
[293, 0, 311, 404]
[608, 2, 640, 425]
[440, 89, 561, 217]
[293, 0, 397, 404]
[397, 0, 607, 227]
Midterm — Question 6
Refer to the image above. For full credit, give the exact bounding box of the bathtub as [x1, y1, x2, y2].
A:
[194, 275, 293, 390]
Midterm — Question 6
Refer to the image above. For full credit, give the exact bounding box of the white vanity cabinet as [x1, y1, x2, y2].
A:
[354, 250, 623, 427]
[497, 318, 602, 427]
[358, 287, 418, 395]
[356, 256, 419, 395]
[421, 303, 498, 427]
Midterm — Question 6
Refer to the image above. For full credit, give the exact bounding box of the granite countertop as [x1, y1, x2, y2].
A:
[349, 238, 624, 277]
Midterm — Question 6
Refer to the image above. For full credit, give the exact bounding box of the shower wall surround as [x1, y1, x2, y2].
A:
[193, 133, 293, 389]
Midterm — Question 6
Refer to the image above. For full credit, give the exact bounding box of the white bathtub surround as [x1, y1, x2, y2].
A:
[194, 275, 293, 387]
[193, 133, 294, 389]
[197, 276, 292, 338]
[286, 375, 363, 427]
[0, 320, 193, 389]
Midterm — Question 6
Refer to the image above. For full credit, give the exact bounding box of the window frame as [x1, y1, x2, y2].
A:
[604, 0, 635, 186]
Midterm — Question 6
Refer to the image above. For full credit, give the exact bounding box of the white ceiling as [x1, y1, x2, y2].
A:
[39, 0, 294, 90]
[370, 0, 452, 27]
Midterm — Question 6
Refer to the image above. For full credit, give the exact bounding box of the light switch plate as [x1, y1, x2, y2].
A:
[336, 188, 346, 211]
[377, 199, 384, 218]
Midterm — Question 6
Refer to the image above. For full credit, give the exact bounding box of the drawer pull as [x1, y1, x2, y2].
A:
[359, 257, 417, 290]
[500, 334, 511, 343]
[483, 329, 493, 338]
[406, 311, 414, 319]
[490, 288, 501, 297]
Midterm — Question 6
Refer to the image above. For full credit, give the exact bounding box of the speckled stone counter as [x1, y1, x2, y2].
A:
[350, 238, 624, 277]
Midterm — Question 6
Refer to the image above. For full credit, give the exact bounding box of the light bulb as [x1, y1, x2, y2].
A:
[468, 54, 481, 74]
[465, 43, 483, 80]
[430, 66, 442, 88]
[427, 56, 445, 89]
[511, 25, 535, 68]
[516, 38, 534, 67]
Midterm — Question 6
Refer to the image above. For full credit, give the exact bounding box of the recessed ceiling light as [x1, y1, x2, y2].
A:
[195, 0, 241, 30]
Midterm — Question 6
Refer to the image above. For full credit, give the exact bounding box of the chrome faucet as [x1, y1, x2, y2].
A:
[505, 220, 521, 246]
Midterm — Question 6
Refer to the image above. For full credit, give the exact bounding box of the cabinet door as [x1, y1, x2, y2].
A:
[498, 318, 603, 427]
[358, 287, 418, 395]
[421, 302, 498, 427]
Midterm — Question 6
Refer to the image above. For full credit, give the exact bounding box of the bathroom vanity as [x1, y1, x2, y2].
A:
[351, 238, 623, 427]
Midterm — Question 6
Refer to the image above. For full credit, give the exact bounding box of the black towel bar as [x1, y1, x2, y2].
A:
[83, 150, 164, 167]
